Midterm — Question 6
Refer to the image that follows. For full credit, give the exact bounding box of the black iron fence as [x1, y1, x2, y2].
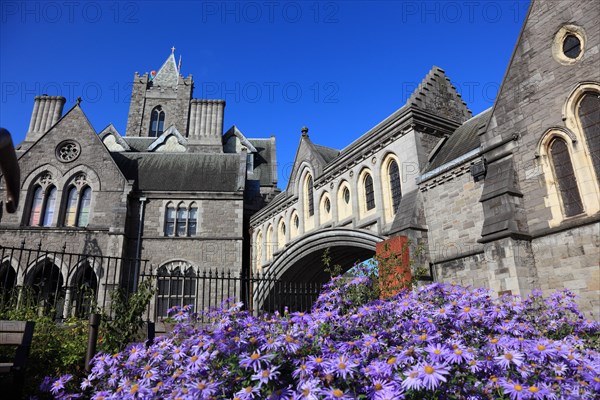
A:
[0, 243, 322, 322]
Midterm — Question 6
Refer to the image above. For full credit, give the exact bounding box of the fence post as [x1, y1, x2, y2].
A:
[85, 313, 101, 372]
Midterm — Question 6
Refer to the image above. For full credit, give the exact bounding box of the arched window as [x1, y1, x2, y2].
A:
[290, 211, 300, 239]
[176, 205, 187, 236]
[188, 205, 198, 236]
[364, 173, 375, 211]
[25, 259, 63, 316]
[42, 186, 57, 227]
[27, 171, 57, 227]
[156, 262, 196, 317]
[28, 186, 44, 226]
[71, 262, 97, 318]
[550, 138, 584, 217]
[266, 225, 274, 261]
[64, 185, 92, 227]
[0, 261, 16, 302]
[165, 204, 175, 236]
[149, 106, 165, 137]
[305, 175, 314, 217]
[337, 182, 352, 221]
[388, 160, 402, 213]
[77, 187, 92, 227]
[277, 220, 286, 250]
[578, 92, 600, 185]
[320, 193, 332, 224]
[255, 231, 263, 269]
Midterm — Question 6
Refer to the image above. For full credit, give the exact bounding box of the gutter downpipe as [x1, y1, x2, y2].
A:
[133, 196, 147, 292]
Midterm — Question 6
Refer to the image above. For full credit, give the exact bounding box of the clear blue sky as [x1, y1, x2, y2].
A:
[1, 1, 529, 188]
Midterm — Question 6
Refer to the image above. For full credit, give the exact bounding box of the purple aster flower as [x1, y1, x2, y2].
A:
[418, 362, 449, 390]
[235, 385, 261, 399]
[323, 387, 354, 399]
[425, 343, 449, 362]
[494, 350, 525, 369]
[239, 350, 275, 372]
[325, 354, 359, 380]
[295, 379, 321, 400]
[446, 345, 473, 364]
[499, 379, 527, 400]
[401, 365, 423, 391]
[252, 366, 281, 386]
[268, 386, 294, 400]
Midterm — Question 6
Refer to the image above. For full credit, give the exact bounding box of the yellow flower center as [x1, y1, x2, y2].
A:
[463, 307, 471, 312]
[333, 389, 344, 398]
[262, 370, 270, 378]
[302, 389, 310, 396]
[338, 362, 346, 370]
[419, 334, 428, 341]
[537, 345, 546, 351]
[374, 383, 383, 390]
[190, 355, 198, 362]
[316, 357, 323, 363]
[387, 357, 397, 365]
[424, 365, 434, 374]
[505, 353, 513, 360]
[250, 353, 260, 360]
[528, 386, 539, 393]
[514, 384, 523, 392]
[130, 384, 139, 394]
[244, 386, 252, 393]
[434, 349, 441, 355]
[455, 350, 463, 355]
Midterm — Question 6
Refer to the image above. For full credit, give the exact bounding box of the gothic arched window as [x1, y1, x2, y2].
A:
[578, 92, 600, 185]
[27, 172, 57, 227]
[305, 175, 314, 217]
[550, 138, 584, 217]
[149, 106, 165, 137]
[388, 160, 402, 213]
[64, 180, 92, 228]
[364, 173, 375, 211]
[156, 262, 196, 317]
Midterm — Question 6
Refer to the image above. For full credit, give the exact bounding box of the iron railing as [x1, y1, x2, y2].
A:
[0, 243, 323, 322]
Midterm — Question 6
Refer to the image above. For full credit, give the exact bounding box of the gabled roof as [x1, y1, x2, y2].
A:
[407, 66, 472, 123]
[147, 125, 187, 152]
[285, 131, 339, 192]
[314, 144, 340, 164]
[248, 138, 276, 185]
[110, 152, 243, 192]
[121, 137, 156, 152]
[425, 108, 492, 172]
[99, 124, 130, 151]
[223, 125, 258, 152]
[152, 52, 179, 88]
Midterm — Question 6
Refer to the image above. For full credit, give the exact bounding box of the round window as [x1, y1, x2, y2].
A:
[343, 188, 350, 204]
[56, 140, 81, 163]
[552, 25, 585, 65]
[563, 34, 581, 59]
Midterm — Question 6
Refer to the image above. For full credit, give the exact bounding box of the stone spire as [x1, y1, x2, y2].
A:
[151, 50, 179, 88]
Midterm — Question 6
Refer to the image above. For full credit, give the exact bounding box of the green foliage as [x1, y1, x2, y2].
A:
[98, 279, 155, 353]
[321, 247, 342, 278]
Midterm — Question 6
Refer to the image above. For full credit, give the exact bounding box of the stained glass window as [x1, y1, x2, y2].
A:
[42, 186, 57, 227]
[77, 187, 92, 227]
[64, 187, 78, 226]
[28, 186, 43, 226]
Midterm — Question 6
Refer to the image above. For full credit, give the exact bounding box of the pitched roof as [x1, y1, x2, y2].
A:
[152, 52, 179, 87]
[314, 144, 340, 164]
[408, 66, 472, 123]
[425, 108, 492, 172]
[249, 138, 275, 185]
[121, 137, 155, 152]
[110, 152, 242, 192]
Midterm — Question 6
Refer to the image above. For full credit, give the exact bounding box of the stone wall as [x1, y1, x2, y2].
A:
[533, 223, 600, 317]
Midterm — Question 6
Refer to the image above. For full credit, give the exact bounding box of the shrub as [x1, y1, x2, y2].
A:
[48, 281, 599, 399]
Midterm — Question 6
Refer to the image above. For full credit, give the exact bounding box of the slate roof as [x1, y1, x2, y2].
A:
[249, 138, 275, 185]
[425, 108, 492, 172]
[110, 152, 242, 191]
[121, 137, 155, 152]
[314, 144, 340, 164]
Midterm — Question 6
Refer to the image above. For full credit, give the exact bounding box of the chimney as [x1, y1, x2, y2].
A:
[188, 99, 225, 150]
[25, 95, 66, 143]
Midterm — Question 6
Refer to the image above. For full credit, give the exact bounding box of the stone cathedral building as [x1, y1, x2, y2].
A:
[1, 0, 599, 318]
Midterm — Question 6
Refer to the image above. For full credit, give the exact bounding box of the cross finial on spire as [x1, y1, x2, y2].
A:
[171, 46, 176, 54]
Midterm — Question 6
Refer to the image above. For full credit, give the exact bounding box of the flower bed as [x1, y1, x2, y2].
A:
[49, 277, 599, 399]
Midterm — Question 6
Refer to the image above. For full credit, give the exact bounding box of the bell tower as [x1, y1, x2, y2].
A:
[125, 48, 193, 138]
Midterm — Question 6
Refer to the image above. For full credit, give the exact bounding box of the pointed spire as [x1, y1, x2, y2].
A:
[152, 49, 179, 88]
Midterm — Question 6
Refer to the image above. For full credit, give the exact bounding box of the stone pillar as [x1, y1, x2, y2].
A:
[25, 95, 66, 143]
[376, 235, 411, 298]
